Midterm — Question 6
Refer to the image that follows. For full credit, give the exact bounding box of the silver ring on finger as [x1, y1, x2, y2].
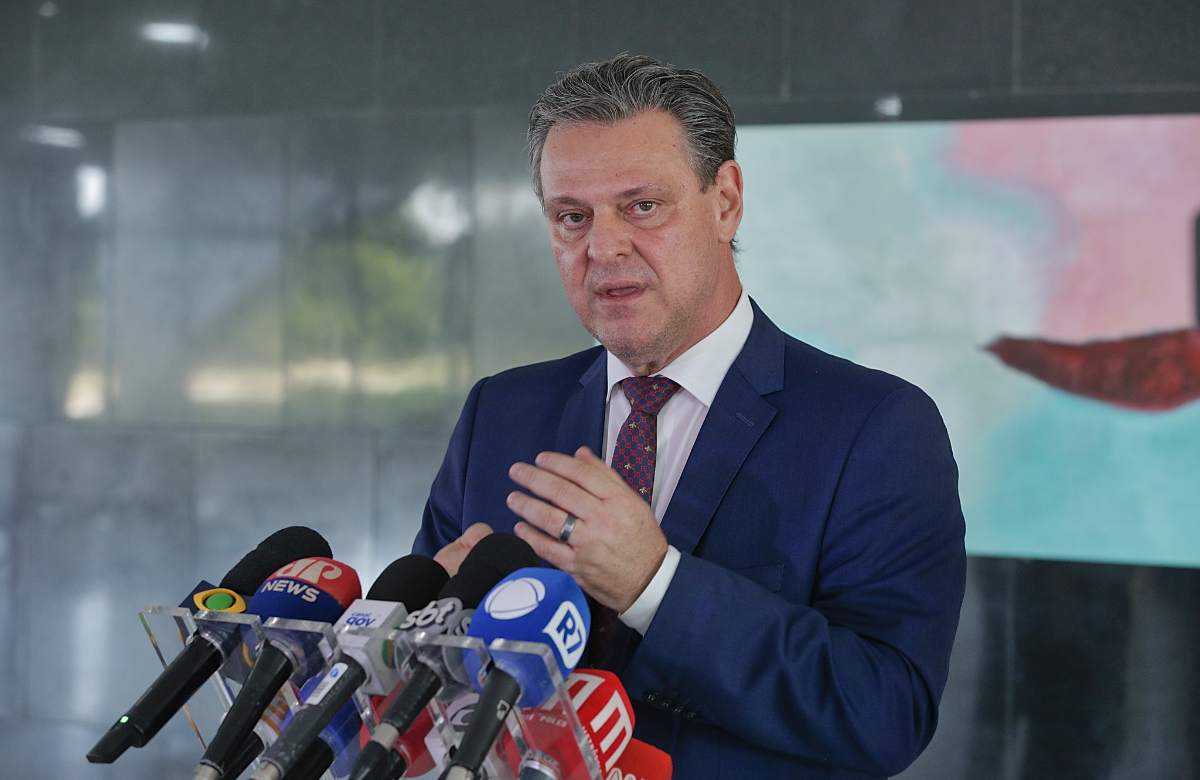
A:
[558, 513, 578, 544]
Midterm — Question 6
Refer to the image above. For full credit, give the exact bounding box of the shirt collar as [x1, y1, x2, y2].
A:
[606, 290, 753, 407]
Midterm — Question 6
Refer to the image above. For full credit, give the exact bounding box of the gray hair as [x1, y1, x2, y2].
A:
[528, 54, 737, 202]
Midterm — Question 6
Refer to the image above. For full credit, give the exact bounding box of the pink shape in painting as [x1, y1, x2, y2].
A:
[952, 115, 1200, 410]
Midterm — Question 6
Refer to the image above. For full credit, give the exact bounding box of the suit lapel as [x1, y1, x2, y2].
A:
[660, 301, 784, 556]
[555, 348, 607, 458]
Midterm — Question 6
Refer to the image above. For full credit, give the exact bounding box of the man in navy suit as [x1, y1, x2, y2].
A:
[414, 55, 966, 779]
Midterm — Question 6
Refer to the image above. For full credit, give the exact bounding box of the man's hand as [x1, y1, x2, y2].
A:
[508, 446, 668, 612]
[433, 522, 493, 577]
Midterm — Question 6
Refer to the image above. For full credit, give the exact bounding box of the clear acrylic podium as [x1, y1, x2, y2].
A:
[140, 605, 605, 780]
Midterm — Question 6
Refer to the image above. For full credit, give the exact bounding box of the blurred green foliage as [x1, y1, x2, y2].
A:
[288, 216, 443, 363]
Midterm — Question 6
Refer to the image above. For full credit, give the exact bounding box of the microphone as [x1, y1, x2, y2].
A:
[440, 567, 590, 780]
[87, 527, 332, 764]
[247, 555, 450, 780]
[270, 668, 372, 780]
[350, 533, 540, 780]
[364, 691, 438, 780]
[191, 555, 362, 780]
[517, 669, 634, 780]
[605, 738, 672, 780]
[196, 555, 445, 780]
[386, 706, 437, 778]
[275, 695, 448, 780]
[215, 674, 298, 780]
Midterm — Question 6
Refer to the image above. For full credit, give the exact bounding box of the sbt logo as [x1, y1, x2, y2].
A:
[542, 601, 586, 670]
[446, 692, 478, 729]
[399, 598, 460, 631]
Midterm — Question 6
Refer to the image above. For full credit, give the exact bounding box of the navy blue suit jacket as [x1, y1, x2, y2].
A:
[414, 301, 967, 779]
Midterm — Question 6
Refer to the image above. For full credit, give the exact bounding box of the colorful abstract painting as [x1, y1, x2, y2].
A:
[737, 114, 1200, 566]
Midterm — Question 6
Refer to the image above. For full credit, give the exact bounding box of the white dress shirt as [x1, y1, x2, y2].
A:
[604, 291, 754, 634]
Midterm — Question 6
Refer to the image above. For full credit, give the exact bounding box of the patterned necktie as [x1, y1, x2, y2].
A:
[590, 375, 683, 666]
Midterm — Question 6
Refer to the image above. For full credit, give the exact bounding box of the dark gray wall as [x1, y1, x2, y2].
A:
[1, 2, 1199, 779]
[2, 0, 1199, 127]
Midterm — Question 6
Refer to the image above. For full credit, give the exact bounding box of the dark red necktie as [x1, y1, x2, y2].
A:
[590, 375, 683, 666]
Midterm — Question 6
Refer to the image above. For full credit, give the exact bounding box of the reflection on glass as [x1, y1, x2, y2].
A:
[71, 590, 110, 721]
[874, 94, 903, 118]
[183, 281, 284, 424]
[19, 124, 84, 149]
[60, 220, 109, 421]
[286, 180, 471, 427]
[75, 165, 106, 219]
[403, 182, 471, 246]
[64, 370, 105, 419]
[285, 354, 455, 395]
[475, 182, 543, 224]
[140, 22, 209, 49]
[188, 367, 283, 405]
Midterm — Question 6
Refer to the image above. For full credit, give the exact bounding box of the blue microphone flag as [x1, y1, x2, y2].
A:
[466, 568, 590, 706]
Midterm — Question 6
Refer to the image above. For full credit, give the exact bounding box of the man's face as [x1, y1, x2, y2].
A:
[539, 111, 742, 371]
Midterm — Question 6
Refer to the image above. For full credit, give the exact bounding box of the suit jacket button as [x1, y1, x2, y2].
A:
[642, 691, 659, 705]
[671, 704, 686, 715]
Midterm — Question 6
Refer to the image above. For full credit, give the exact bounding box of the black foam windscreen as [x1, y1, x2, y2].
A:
[219, 526, 333, 595]
[437, 532, 541, 607]
[366, 554, 450, 608]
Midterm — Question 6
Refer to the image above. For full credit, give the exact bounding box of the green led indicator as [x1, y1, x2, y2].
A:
[204, 592, 236, 611]
[119, 716, 129, 723]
